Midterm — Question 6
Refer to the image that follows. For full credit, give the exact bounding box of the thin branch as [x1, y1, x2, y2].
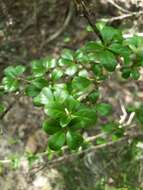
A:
[40, 1, 74, 49]
[74, 0, 104, 43]
[107, 0, 131, 14]
[31, 136, 127, 175]
[101, 11, 143, 23]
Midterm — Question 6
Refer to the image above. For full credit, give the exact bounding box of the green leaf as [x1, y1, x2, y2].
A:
[131, 69, 140, 80]
[136, 105, 143, 124]
[4, 65, 26, 78]
[96, 103, 112, 116]
[72, 76, 91, 92]
[121, 67, 131, 79]
[53, 83, 69, 102]
[39, 87, 54, 105]
[61, 49, 74, 61]
[45, 96, 80, 120]
[85, 41, 103, 52]
[66, 131, 83, 150]
[45, 100, 65, 119]
[51, 68, 63, 81]
[65, 65, 78, 76]
[25, 78, 48, 97]
[48, 131, 65, 150]
[2, 77, 19, 92]
[58, 58, 73, 66]
[99, 50, 117, 72]
[78, 69, 89, 77]
[109, 43, 131, 56]
[92, 64, 102, 76]
[60, 115, 72, 128]
[88, 90, 100, 102]
[31, 60, 45, 77]
[33, 95, 42, 106]
[0, 104, 5, 113]
[31, 78, 48, 89]
[96, 23, 123, 44]
[25, 85, 40, 97]
[43, 57, 57, 69]
[42, 119, 61, 134]
[73, 106, 97, 129]
[124, 35, 143, 51]
[59, 49, 74, 66]
[102, 122, 118, 133]
[75, 49, 89, 63]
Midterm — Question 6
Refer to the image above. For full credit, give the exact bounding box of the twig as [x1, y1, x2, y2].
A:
[74, 0, 104, 43]
[119, 99, 135, 127]
[107, 0, 131, 14]
[31, 136, 127, 175]
[0, 101, 15, 121]
[119, 99, 127, 125]
[101, 11, 143, 23]
[40, 1, 74, 49]
[0, 91, 24, 133]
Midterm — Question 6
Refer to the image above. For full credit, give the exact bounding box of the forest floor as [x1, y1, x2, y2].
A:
[0, 0, 143, 189]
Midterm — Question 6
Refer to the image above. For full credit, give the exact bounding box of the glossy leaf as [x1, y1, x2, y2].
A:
[96, 103, 112, 116]
[66, 131, 83, 150]
[42, 119, 61, 134]
[4, 65, 26, 78]
[99, 50, 117, 72]
[48, 131, 65, 150]
[2, 77, 19, 92]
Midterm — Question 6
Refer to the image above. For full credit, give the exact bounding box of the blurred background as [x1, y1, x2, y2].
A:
[1, 0, 143, 189]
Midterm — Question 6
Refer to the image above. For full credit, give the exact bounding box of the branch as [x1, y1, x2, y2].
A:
[73, 0, 104, 43]
[40, 1, 74, 49]
[101, 10, 143, 23]
[107, 0, 131, 14]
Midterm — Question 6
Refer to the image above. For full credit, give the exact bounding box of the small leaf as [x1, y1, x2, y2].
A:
[4, 65, 26, 78]
[25, 85, 40, 97]
[136, 105, 143, 124]
[31, 60, 45, 77]
[65, 65, 78, 76]
[39, 87, 54, 105]
[51, 68, 63, 81]
[96, 103, 112, 116]
[58, 49, 74, 66]
[99, 50, 117, 72]
[88, 90, 100, 102]
[78, 69, 89, 77]
[42, 119, 61, 134]
[66, 131, 83, 150]
[61, 49, 74, 61]
[72, 76, 91, 92]
[102, 122, 118, 133]
[109, 43, 131, 57]
[73, 106, 97, 129]
[48, 131, 65, 150]
[2, 77, 19, 92]
[85, 41, 103, 52]
[92, 64, 102, 76]
[75, 49, 89, 63]
[125, 35, 143, 51]
[60, 115, 71, 128]
[96, 23, 123, 44]
[45, 100, 65, 119]
[121, 67, 131, 79]
[43, 57, 57, 69]
[131, 69, 140, 80]
[0, 104, 5, 113]
[53, 83, 69, 102]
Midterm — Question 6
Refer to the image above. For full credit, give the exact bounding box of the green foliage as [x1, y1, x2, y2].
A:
[1, 23, 143, 151]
